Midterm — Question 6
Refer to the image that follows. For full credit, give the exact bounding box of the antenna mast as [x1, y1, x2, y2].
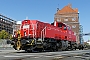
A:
[57, 4, 59, 11]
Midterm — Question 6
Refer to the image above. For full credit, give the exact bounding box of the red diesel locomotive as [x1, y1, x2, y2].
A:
[12, 20, 81, 52]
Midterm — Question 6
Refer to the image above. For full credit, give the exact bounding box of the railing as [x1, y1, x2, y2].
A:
[41, 27, 46, 41]
[0, 39, 12, 48]
[30, 20, 36, 38]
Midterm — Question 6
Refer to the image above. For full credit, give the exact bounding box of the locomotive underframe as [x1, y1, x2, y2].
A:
[12, 37, 79, 52]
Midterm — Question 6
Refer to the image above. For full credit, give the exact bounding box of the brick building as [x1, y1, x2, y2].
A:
[0, 14, 16, 34]
[54, 4, 80, 43]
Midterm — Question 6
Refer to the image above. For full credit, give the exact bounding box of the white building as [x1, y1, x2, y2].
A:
[87, 42, 90, 45]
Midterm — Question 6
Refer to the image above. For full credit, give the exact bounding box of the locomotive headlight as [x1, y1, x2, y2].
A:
[26, 40, 30, 44]
[26, 40, 29, 43]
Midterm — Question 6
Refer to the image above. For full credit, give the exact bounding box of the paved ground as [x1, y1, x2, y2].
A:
[0, 47, 14, 50]
[0, 48, 90, 60]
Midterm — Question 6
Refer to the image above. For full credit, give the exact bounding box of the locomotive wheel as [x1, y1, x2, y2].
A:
[16, 41, 21, 50]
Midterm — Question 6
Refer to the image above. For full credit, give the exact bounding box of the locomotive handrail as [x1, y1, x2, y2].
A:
[27, 23, 38, 39]
[30, 20, 35, 38]
[29, 21, 38, 39]
[41, 26, 46, 41]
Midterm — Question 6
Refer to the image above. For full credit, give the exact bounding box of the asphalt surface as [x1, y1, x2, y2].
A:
[0, 47, 14, 50]
[0, 47, 90, 60]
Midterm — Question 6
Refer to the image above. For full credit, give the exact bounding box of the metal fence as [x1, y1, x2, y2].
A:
[0, 39, 12, 47]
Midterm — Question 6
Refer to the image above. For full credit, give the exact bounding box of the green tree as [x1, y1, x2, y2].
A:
[0, 30, 9, 39]
[9, 34, 13, 40]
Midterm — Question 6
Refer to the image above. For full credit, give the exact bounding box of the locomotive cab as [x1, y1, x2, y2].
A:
[51, 21, 67, 30]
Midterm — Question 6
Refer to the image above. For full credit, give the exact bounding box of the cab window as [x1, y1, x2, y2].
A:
[58, 24, 62, 28]
[67, 26, 71, 30]
[64, 26, 67, 30]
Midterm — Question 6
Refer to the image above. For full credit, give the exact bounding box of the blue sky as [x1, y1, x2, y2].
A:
[0, 0, 90, 42]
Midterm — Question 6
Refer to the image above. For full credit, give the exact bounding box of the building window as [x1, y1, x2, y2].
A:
[3, 19, 5, 22]
[1, 18, 2, 21]
[5, 21, 6, 23]
[74, 32, 76, 35]
[72, 17, 76, 21]
[72, 25, 76, 28]
[57, 18, 61, 22]
[67, 26, 71, 30]
[64, 18, 68, 21]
